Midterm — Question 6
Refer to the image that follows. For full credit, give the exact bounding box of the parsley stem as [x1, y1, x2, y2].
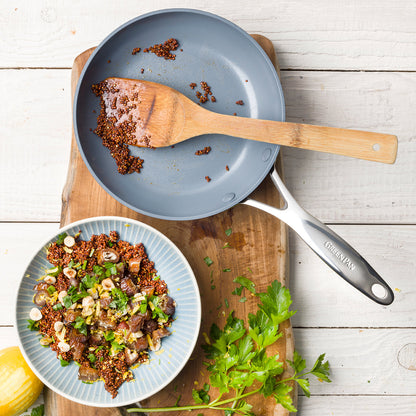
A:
[128, 388, 262, 413]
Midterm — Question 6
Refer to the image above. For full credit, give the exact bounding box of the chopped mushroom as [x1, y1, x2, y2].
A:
[34, 290, 48, 307]
[128, 257, 142, 273]
[97, 248, 120, 264]
[124, 348, 139, 366]
[78, 364, 99, 382]
[150, 327, 170, 351]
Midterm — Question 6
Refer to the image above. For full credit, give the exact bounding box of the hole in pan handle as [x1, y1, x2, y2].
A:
[242, 166, 394, 305]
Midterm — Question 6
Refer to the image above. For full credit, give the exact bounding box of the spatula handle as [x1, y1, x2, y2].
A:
[204, 113, 398, 164]
[243, 167, 394, 305]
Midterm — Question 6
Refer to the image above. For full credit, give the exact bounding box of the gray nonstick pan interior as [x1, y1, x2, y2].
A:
[74, 9, 285, 220]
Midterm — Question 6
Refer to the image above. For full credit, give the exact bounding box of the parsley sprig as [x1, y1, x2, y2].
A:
[128, 279, 330, 414]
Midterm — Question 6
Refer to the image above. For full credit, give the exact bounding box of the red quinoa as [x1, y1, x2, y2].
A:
[205, 176, 211, 182]
[143, 38, 179, 60]
[132, 47, 141, 55]
[236, 100, 244, 105]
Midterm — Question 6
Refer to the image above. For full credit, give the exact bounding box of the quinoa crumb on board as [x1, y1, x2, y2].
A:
[205, 176, 211, 182]
[235, 100, 244, 105]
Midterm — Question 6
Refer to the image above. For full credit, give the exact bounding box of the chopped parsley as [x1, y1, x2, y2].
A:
[72, 316, 87, 336]
[27, 319, 38, 331]
[56, 232, 67, 245]
[109, 287, 129, 312]
[204, 256, 213, 267]
[59, 356, 69, 367]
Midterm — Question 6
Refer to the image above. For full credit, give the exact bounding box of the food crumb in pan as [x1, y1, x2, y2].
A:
[107, 59, 111, 63]
[191, 81, 214, 104]
[233, 112, 237, 116]
[195, 146, 211, 156]
[143, 38, 179, 60]
[236, 100, 244, 105]
[245, 79, 248, 82]
[205, 176, 211, 182]
[140, 68, 145, 74]
[226, 165, 229, 171]
[132, 47, 141, 55]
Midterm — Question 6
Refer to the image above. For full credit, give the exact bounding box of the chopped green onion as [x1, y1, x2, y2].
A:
[47, 285, 56, 295]
[45, 266, 61, 276]
[225, 228, 232, 236]
[88, 353, 96, 363]
[82, 260, 88, 270]
[223, 268, 231, 272]
[239, 297, 247, 303]
[53, 303, 63, 311]
[224, 298, 229, 308]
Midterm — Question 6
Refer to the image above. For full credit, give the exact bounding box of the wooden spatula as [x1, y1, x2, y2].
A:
[95, 77, 398, 164]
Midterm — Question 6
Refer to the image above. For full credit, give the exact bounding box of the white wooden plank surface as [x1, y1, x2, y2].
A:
[2, 223, 414, 327]
[0, 70, 71, 222]
[282, 71, 416, 223]
[1, 70, 415, 223]
[1, 0, 416, 70]
[297, 396, 416, 416]
[293, 328, 416, 395]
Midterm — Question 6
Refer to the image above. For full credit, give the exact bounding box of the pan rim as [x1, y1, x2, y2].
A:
[73, 8, 285, 221]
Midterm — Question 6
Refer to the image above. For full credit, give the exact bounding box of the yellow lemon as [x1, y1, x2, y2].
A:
[0, 346, 43, 416]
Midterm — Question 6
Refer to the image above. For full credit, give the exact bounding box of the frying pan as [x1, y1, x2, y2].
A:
[74, 9, 394, 305]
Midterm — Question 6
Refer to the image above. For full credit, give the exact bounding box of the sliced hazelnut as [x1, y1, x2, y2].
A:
[63, 267, 77, 279]
[102, 278, 115, 291]
[82, 296, 94, 308]
[58, 341, 70, 352]
[58, 290, 68, 304]
[64, 235, 75, 247]
[44, 275, 56, 285]
[54, 321, 64, 333]
[29, 308, 42, 321]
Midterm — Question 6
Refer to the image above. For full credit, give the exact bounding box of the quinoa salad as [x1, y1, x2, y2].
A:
[27, 231, 176, 398]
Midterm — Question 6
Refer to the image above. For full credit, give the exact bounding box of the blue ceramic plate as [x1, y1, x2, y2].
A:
[15, 216, 201, 407]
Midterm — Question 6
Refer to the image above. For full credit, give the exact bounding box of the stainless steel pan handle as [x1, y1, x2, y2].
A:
[243, 166, 394, 305]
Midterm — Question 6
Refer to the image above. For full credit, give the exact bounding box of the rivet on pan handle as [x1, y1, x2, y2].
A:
[243, 166, 394, 305]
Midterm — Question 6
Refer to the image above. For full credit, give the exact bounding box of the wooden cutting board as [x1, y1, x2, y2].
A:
[44, 34, 295, 416]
